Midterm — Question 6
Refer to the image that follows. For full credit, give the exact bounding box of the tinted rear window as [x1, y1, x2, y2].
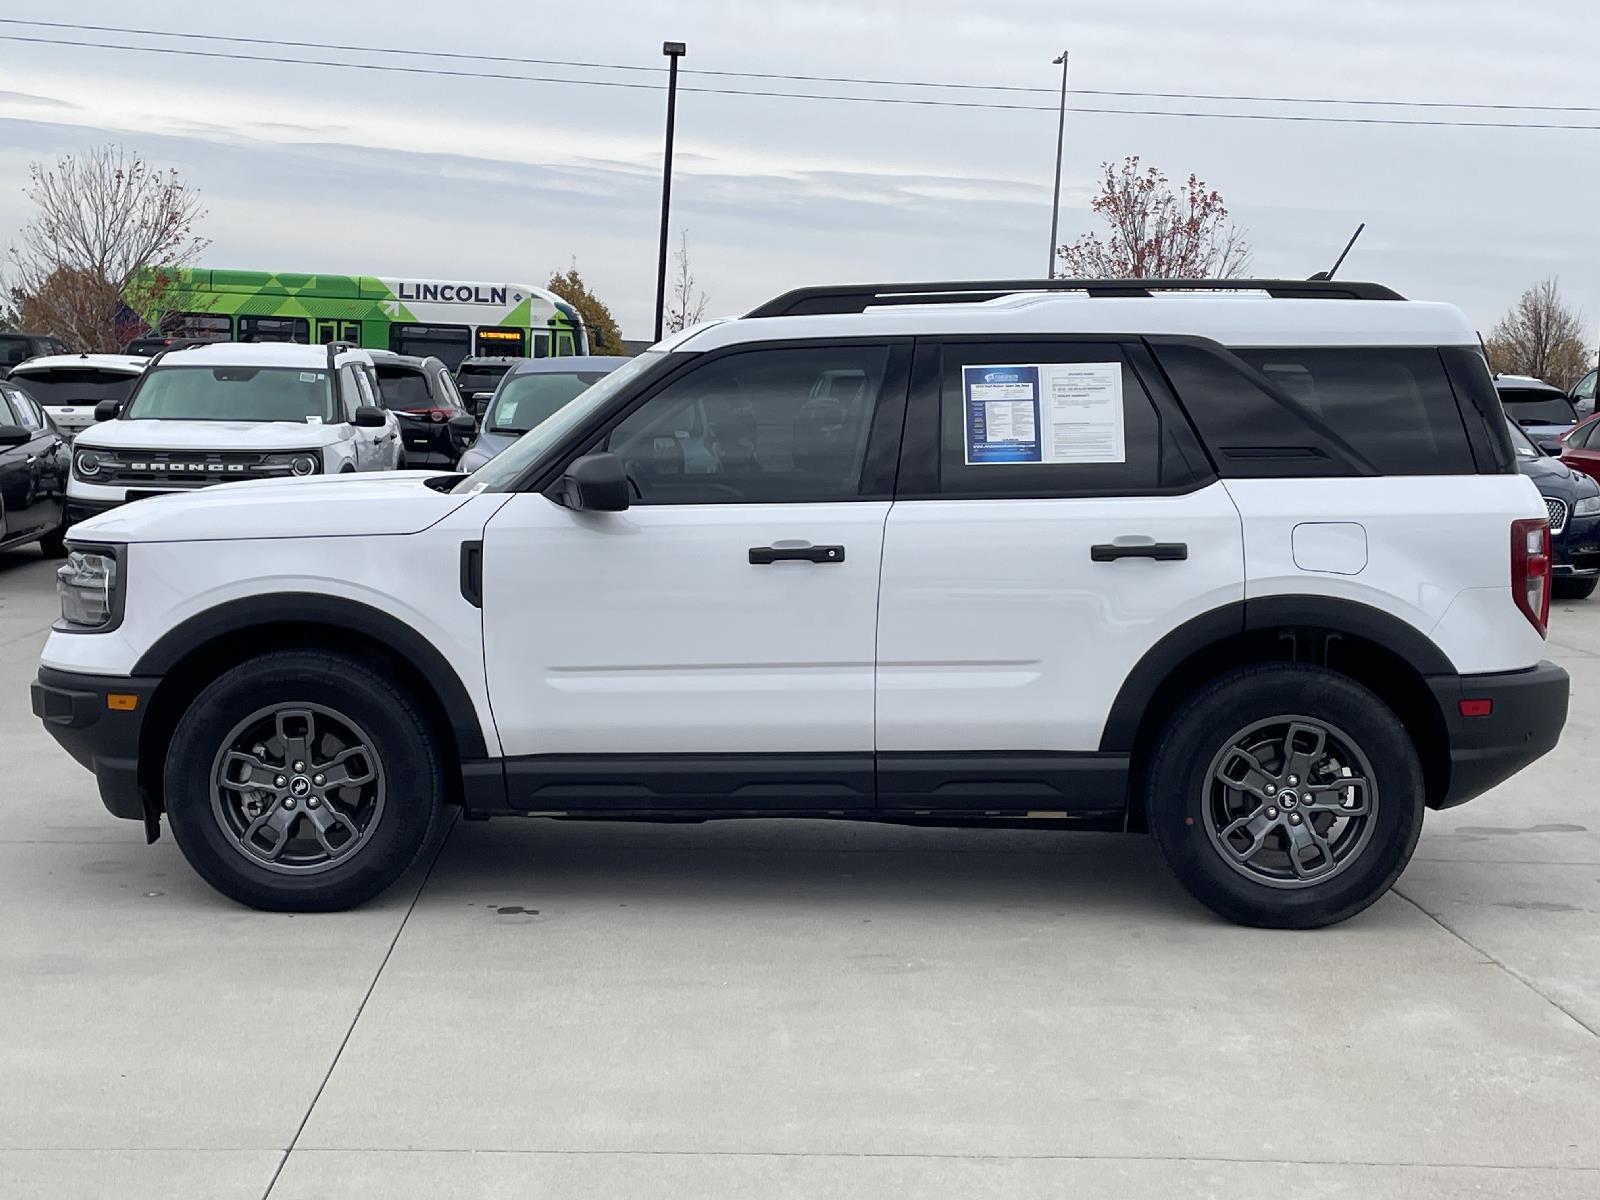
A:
[1233, 348, 1474, 473]
[1497, 390, 1576, 425]
[9, 367, 140, 406]
[1, 335, 38, 367]
[1153, 344, 1477, 476]
[374, 365, 434, 411]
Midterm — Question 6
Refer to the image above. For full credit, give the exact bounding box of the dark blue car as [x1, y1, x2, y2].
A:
[1509, 418, 1600, 600]
[456, 356, 632, 473]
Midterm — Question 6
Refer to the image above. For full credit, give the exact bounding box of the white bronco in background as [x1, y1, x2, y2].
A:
[62, 341, 400, 526]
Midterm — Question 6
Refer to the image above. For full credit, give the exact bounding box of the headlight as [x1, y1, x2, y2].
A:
[74, 450, 103, 478]
[1575, 496, 1600, 518]
[56, 548, 120, 630]
[261, 451, 322, 477]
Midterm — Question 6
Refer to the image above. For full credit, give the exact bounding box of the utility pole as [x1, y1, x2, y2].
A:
[654, 41, 686, 343]
[1046, 50, 1069, 279]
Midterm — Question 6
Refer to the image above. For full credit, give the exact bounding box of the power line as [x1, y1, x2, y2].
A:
[3, 32, 1599, 131]
[4, 16, 1600, 115]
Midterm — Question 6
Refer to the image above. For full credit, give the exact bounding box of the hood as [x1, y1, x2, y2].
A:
[73, 419, 345, 452]
[1519, 453, 1600, 500]
[68, 471, 471, 543]
[458, 429, 517, 471]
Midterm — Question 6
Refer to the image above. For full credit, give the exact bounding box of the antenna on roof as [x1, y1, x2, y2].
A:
[1308, 223, 1365, 282]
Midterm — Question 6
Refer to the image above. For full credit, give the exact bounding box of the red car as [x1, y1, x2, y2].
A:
[1559, 413, 1600, 484]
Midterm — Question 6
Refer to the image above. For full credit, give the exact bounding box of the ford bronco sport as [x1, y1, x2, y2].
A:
[31, 279, 1569, 927]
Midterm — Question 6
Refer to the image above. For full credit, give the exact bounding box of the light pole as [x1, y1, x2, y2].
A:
[654, 40, 686, 343]
[1046, 50, 1069, 279]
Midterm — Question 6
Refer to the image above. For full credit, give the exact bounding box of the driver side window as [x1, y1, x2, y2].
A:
[602, 345, 888, 505]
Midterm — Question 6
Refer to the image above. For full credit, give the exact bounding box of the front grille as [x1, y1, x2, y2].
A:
[1546, 497, 1568, 534]
[98, 449, 308, 487]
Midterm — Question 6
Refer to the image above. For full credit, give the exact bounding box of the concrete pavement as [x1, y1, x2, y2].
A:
[2, 543, 1598, 1198]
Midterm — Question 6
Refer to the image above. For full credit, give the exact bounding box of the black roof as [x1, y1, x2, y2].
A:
[747, 278, 1405, 318]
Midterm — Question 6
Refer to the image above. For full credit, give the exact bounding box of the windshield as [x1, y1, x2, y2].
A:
[1505, 417, 1542, 459]
[457, 364, 511, 395]
[374, 366, 434, 412]
[1500, 390, 1577, 425]
[123, 365, 335, 422]
[457, 352, 663, 493]
[487, 370, 614, 434]
[9, 368, 139, 406]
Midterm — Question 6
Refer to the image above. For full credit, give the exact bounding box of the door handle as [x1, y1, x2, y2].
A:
[749, 544, 845, 564]
[1090, 541, 1188, 562]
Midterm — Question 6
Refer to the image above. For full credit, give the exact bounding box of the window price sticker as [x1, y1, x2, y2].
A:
[962, 362, 1126, 465]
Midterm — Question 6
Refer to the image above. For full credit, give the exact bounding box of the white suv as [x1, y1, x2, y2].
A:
[5, 353, 147, 439]
[30, 280, 1569, 928]
[62, 341, 401, 525]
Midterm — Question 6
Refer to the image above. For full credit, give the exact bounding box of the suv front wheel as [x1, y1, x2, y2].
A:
[1146, 664, 1425, 929]
[164, 649, 445, 911]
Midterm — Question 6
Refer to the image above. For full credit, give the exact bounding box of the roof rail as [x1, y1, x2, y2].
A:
[746, 278, 1406, 318]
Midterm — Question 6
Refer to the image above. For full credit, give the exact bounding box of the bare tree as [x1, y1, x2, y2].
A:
[1485, 277, 1594, 389]
[663, 230, 709, 335]
[1057, 155, 1251, 279]
[4, 145, 207, 350]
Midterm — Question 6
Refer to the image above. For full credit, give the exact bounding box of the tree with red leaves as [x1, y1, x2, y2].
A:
[1057, 155, 1252, 280]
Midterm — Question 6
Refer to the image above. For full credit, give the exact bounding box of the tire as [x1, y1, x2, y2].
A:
[1554, 576, 1598, 601]
[1145, 663, 1424, 929]
[38, 523, 67, 558]
[164, 649, 445, 911]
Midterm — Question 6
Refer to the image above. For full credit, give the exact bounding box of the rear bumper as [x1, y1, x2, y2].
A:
[1427, 661, 1569, 809]
[30, 667, 161, 821]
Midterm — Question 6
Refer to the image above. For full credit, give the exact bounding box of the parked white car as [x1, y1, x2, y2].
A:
[32, 279, 1568, 928]
[6, 353, 147, 440]
[63, 342, 401, 525]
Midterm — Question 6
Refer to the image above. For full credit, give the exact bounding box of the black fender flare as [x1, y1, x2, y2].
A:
[1098, 595, 1455, 752]
[133, 592, 488, 758]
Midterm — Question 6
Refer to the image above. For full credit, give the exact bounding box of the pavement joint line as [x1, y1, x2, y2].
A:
[1394, 886, 1600, 1039]
[4, 1148, 1600, 1171]
[267, 1148, 1600, 1170]
[1412, 856, 1600, 866]
[259, 809, 461, 1200]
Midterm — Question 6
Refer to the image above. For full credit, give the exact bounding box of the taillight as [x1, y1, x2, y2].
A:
[1511, 517, 1551, 636]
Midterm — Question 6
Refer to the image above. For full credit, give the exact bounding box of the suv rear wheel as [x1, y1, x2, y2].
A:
[164, 649, 444, 911]
[1145, 663, 1424, 929]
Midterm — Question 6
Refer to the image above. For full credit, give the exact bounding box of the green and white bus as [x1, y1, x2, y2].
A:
[129, 269, 588, 366]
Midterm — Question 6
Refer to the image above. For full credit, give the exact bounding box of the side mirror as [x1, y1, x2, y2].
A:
[0, 424, 30, 446]
[94, 399, 121, 422]
[472, 392, 493, 418]
[448, 413, 477, 439]
[352, 406, 387, 428]
[557, 451, 630, 512]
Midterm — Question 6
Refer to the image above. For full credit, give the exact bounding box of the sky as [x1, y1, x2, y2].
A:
[0, 0, 1597, 342]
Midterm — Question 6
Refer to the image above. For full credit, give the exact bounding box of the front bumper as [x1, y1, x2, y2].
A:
[63, 494, 126, 527]
[31, 667, 161, 822]
[1553, 511, 1600, 576]
[1427, 661, 1569, 809]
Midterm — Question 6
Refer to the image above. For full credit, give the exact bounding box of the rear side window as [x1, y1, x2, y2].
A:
[1153, 344, 1476, 476]
[926, 341, 1203, 497]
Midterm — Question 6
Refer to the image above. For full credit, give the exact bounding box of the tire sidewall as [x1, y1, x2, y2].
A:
[1147, 665, 1425, 928]
[164, 652, 441, 911]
